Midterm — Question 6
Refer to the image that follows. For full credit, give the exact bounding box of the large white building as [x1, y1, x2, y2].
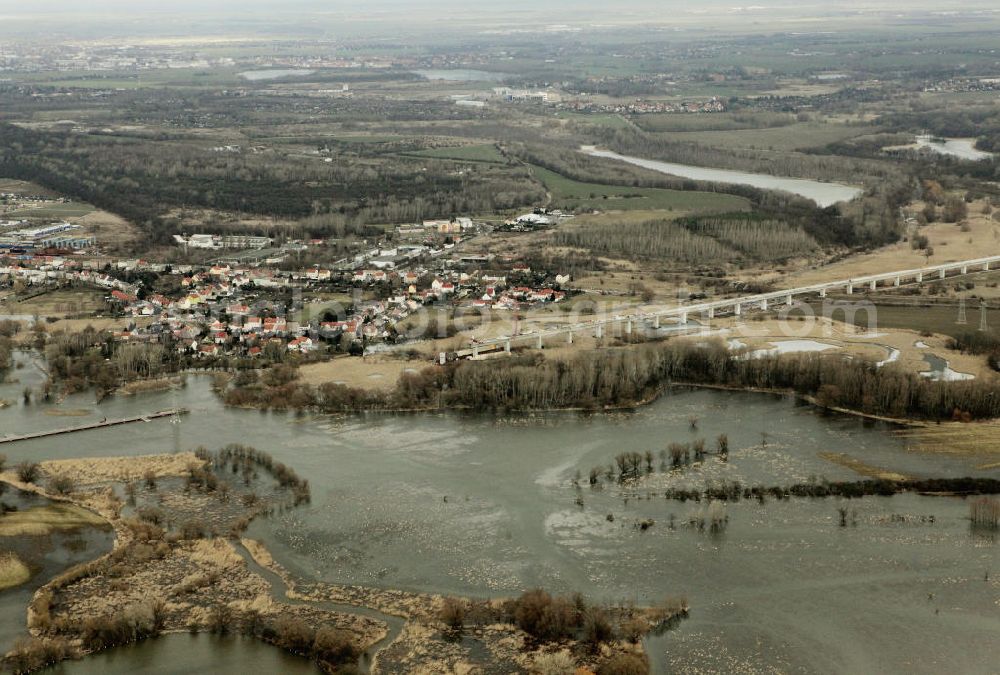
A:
[173, 233, 273, 250]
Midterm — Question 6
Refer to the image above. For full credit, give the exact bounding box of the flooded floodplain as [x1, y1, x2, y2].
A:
[0, 354, 997, 673]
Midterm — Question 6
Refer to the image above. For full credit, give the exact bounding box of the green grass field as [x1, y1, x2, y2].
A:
[530, 165, 750, 213]
[8, 202, 96, 218]
[407, 144, 505, 163]
[552, 112, 633, 129]
[634, 112, 795, 133]
[11, 67, 244, 90]
[10, 288, 108, 317]
[665, 122, 878, 152]
[333, 134, 409, 144]
[0, 179, 60, 197]
[799, 302, 1000, 341]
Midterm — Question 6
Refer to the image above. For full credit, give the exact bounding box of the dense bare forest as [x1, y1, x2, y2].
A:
[0, 321, 17, 374]
[557, 214, 818, 263]
[426, 342, 1000, 418]
[0, 123, 544, 243]
[223, 340, 1000, 420]
[557, 218, 732, 263]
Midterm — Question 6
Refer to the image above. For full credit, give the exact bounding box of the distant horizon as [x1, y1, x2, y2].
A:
[3, 0, 1000, 41]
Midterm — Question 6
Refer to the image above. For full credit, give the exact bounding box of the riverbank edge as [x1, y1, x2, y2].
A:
[220, 377, 959, 431]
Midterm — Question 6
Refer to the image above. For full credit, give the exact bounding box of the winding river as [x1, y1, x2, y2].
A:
[581, 146, 864, 207]
[1, 352, 997, 673]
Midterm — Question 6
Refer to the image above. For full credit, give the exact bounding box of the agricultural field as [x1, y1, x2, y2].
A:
[0, 179, 60, 198]
[6, 202, 96, 219]
[529, 165, 750, 214]
[297, 356, 422, 390]
[406, 144, 505, 163]
[824, 302, 1000, 342]
[552, 111, 633, 129]
[7, 288, 109, 318]
[664, 121, 879, 152]
[8, 66, 246, 90]
[632, 112, 798, 133]
[326, 134, 410, 144]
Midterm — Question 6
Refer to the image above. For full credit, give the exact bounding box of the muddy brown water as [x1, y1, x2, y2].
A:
[1, 352, 997, 673]
[0, 489, 114, 653]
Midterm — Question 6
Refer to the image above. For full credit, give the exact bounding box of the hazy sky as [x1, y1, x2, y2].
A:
[1, 1, 997, 40]
[4, 0, 997, 12]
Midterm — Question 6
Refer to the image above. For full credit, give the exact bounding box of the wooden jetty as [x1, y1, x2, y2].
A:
[0, 408, 188, 444]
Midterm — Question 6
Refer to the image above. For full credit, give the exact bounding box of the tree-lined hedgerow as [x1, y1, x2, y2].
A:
[642, 477, 1000, 504]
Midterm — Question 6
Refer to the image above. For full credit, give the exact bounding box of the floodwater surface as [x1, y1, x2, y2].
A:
[0, 357, 997, 673]
[47, 633, 320, 674]
[0, 490, 114, 653]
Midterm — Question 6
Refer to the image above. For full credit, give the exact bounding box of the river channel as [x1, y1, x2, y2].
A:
[581, 146, 864, 208]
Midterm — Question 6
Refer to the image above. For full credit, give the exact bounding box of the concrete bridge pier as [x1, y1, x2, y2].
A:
[536, 334, 543, 349]
[984, 262, 991, 271]
[653, 315, 660, 329]
[626, 319, 633, 335]
[680, 311, 688, 324]
[707, 307, 715, 319]
[472, 345, 480, 358]
[869, 280, 877, 291]
[820, 288, 827, 298]
[786, 294, 793, 306]
[567, 331, 573, 345]
[916, 272, 923, 283]
[504, 340, 511, 354]
[760, 298, 768, 311]
[961, 265, 968, 275]
[734, 303, 742, 316]
[894, 276, 900, 287]
[595, 323, 603, 339]
[846, 283, 853, 295]
[939, 269, 946, 279]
